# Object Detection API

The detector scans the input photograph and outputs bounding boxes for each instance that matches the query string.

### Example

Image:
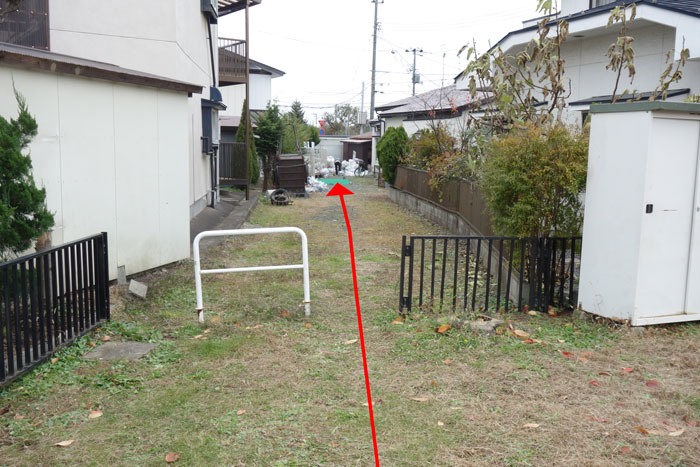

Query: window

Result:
[0,0,49,49]
[591,0,617,8]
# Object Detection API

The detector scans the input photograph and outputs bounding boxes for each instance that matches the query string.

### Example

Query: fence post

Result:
[399,235,407,314]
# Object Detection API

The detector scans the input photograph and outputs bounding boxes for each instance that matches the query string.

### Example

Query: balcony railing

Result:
[218,37,247,85]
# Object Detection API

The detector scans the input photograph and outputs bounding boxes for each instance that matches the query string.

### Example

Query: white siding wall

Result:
[0,66,190,279]
[219,74,273,116]
[48,0,217,217]
[561,0,591,17]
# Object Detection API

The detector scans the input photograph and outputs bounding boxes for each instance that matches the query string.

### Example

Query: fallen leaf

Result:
[620,446,632,455]
[562,351,576,359]
[436,324,451,334]
[330,441,339,448]
[280,310,290,318]
[31,420,44,427]
[344,339,358,345]
[589,416,608,423]
[410,396,429,402]
[589,381,601,387]
[14,414,24,421]
[683,416,698,427]
[50,358,59,364]
[450,407,463,411]
[88,410,103,419]
[620,367,635,373]
[522,423,540,429]
[305,323,312,328]
[0,407,8,416]
[165,452,179,463]
[211,317,221,323]
[203,329,211,334]
[437,420,444,426]
[564,322,572,327]
[548,306,557,316]
[253,324,264,329]
[647,429,666,436]
[362,402,369,407]
[55,439,75,447]
[431,381,439,387]
[598,372,611,376]
[193,334,203,339]
[443,359,452,365]
[100,335,111,342]
[645,380,659,388]
[522,339,536,344]
[513,329,530,339]
[87,342,95,348]
[236,410,246,416]
[391,317,404,325]
[579,356,588,362]
[528,310,538,316]
[236,322,242,327]
[580,351,593,358]
[669,427,685,437]
[635,426,649,435]
[557,339,566,343]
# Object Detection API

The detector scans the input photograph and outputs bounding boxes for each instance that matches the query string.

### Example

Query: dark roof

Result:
[250,58,285,77]
[569,88,690,105]
[220,115,257,128]
[377,85,489,117]
[218,0,262,17]
[0,42,202,95]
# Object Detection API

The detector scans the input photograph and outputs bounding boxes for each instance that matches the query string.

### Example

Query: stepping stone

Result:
[84,342,157,361]
[128,280,148,299]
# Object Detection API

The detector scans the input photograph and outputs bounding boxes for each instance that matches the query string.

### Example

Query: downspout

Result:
[207,15,217,207]
[207,19,217,87]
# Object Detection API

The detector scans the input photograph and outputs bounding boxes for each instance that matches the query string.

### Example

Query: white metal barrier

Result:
[193,227,311,322]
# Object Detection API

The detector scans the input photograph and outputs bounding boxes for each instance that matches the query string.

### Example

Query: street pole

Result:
[370,0,382,120]
[406,47,423,96]
[245,0,250,200]
[360,81,365,133]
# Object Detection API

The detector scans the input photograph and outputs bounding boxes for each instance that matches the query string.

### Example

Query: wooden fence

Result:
[393,166,494,236]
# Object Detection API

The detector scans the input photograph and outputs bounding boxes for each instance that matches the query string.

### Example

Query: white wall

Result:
[48,0,219,217]
[220,74,273,116]
[561,0,591,17]
[0,66,191,279]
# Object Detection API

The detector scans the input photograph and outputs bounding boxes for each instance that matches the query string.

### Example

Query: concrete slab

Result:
[128,280,148,299]
[84,342,157,361]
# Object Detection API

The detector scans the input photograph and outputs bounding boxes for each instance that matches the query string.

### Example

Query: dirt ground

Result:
[1,176,699,466]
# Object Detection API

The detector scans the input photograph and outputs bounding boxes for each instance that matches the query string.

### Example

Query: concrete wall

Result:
[48,0,219,217]
[0,66,191,280]
[220,74,272,116]
[317,137,343,161]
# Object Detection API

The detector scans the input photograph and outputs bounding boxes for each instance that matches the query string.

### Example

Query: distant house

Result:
[219,56,285,118]
[454,0,700,125]
[341,133,373,164]
[0,0,259,278]
[376,84,487,137]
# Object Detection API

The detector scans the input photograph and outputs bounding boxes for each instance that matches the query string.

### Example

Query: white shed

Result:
[579,101,700,326]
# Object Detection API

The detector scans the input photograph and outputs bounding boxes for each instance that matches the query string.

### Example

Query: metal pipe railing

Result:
[193,228,311,322]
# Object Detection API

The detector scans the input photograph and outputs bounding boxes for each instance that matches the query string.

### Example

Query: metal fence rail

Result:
[1,233,110,386]
[219,141,248,187]
[399,235,581,315]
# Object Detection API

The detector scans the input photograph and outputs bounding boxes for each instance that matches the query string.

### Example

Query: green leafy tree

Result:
[322,104,361,136]
[289,100,305,122]
[0,88,54,260]
[481,122,588,239]
[255,102,283,191]
[235,99,259,184]
[281,113,321,154]
[377,126,410,185]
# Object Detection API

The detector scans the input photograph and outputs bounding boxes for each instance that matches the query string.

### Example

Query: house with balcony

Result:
[454,0,700,125]
[0,0,260,279]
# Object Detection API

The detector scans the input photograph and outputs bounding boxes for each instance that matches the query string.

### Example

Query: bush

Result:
[0,88,54,260]
[480,122,588,238]
[377,126,410,185]
[409,123,456,169]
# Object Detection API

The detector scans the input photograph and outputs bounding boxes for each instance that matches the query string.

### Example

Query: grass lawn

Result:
[1,177,699,466]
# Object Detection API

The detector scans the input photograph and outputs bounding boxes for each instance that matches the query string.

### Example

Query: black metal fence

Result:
[1,233,110,386]
[219,141,248,187]
[399,235,581,315]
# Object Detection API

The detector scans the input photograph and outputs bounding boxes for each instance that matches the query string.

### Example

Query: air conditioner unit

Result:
[201,0,218,22]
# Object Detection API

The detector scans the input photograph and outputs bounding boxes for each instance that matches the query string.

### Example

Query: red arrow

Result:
[326,183,380,466]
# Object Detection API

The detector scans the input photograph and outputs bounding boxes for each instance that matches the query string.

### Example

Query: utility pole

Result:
[406,47,423,96]
[360,81,365,133]
[370,0,383,120]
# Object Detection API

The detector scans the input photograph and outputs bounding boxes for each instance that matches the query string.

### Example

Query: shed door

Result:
[636,117,699,318]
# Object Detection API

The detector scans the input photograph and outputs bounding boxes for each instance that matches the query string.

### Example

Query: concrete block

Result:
[117,265,127,285]
[128,279,148,299]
